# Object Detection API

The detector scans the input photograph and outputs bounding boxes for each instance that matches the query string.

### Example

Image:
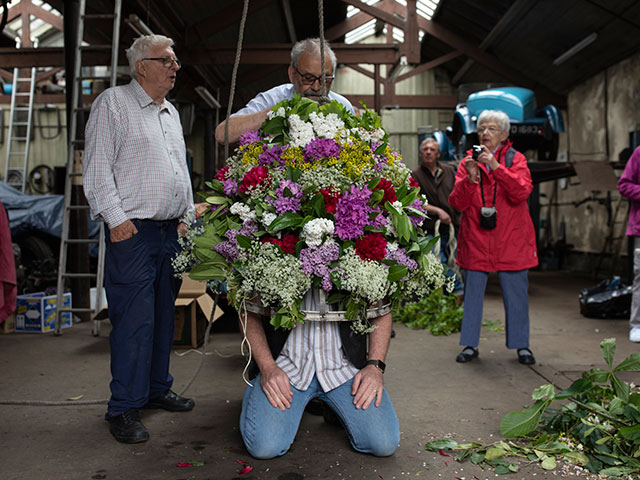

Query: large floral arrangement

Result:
[174,95,451,333]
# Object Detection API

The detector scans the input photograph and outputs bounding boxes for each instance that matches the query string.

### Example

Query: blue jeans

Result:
[240,374,400,459]
[104,219,182,420]
[459,269,530,349]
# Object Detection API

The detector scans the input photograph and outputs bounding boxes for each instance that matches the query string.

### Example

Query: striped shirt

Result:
[275,289,359,392]
[83,80,193,228]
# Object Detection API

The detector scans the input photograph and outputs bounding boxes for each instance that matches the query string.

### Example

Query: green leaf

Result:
[484,448,507,461]
[205,195,230,205]
[424,439,458,451]
[600,337,616,369]
[614,352,640,372]
[583,368,609,383]
[556,377,593,399]
[563,451,590,466]
[532,384,555,401]
[500,399,550,438]
[493,464,511,475]
[619,424,640,442]
[387,265,408,283]
[308,192,326,217]
[188,264,226,281]
[269,212,303,232]
[470,452,485,464]
[367,177,381,190]
[235,234,252,250]
[540,455,557,470]
[611,373,630,402]
[599,467,625,477]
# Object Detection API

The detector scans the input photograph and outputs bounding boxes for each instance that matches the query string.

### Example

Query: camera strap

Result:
[478,169,497,208]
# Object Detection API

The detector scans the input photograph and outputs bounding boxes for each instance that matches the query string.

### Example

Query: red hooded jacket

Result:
[448,140,538,272]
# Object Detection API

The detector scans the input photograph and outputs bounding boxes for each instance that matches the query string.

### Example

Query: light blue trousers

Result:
[240,374,400,459]
[459,269,531,349]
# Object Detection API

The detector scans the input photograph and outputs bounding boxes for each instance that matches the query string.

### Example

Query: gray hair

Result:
[477,110,510,134]
[291,38,337,75]
[419,137,440,151]
[126,34,175,78]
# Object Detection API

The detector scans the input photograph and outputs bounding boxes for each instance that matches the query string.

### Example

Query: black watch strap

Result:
[366,359,386,373]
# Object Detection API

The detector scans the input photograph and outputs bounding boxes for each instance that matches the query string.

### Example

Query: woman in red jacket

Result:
[448,110,538,365]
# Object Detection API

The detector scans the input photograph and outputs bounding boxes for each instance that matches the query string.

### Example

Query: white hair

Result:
[477,110,510,134]
[290,38,337,75]
[419,137,440,151]
[126,34,174,78]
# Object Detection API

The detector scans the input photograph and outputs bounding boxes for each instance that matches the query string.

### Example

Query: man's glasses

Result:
[142,57,181,68]
[295,67,334,85]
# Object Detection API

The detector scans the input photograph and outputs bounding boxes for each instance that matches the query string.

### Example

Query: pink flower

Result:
[355,232,387,261]
[215,165,230,181]
[373,177,397,204]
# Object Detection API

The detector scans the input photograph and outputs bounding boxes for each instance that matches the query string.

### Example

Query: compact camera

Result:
[472,145,483,160]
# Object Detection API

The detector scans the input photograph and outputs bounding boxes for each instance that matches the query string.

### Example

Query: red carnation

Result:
[373,178,397,204]
[319,187,342,214]
[355,232,387,261]
[215,165,230,181]
[409,177,419,188]
[280,234,299,254]
[240,165,270,193]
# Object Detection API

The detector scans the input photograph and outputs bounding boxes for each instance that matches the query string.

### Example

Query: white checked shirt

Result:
[275,290,360,392]
[83,80,193,228]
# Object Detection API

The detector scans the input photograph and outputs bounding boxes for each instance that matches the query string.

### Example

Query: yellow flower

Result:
[282,146,306,169]
[240,144,263,165]
[339,142,374,178]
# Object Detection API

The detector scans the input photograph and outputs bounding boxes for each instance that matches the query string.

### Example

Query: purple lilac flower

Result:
[214,240,239,262]
[386,246,418,271]
[369,206,387,230]
[239,130,262,146]
[409,198,428,228]
[334,185,373,240]
[258,145,285,168]
[299,241,340,291]
[223,178,238,196]
[303,137,341,163]
[271,179,303,215]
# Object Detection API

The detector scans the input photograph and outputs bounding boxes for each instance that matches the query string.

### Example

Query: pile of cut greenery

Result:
[425,338,640,478]
[393,289,463,336]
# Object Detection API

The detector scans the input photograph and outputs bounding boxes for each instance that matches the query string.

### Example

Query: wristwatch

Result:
[366,359,386,373]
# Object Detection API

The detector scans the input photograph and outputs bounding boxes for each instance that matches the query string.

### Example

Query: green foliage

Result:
[425,338,640,477]
[392,289,462,336]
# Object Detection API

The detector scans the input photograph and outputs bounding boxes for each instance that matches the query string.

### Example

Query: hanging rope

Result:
[317,0,330,105]
[223,0,250,160]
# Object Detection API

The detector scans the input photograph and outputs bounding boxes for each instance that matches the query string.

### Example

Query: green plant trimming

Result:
[425,338,640,477]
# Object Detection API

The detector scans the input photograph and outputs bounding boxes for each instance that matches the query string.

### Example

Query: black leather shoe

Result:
[144,390,194,412]
[517,348,536,365]
[109,410,149,443]
[456,346,479,363]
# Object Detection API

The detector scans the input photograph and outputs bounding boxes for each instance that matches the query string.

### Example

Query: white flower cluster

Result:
[400,252,449,298]
[357,127,385,143]
[338,247,389,305]
[261,211,277,228]
[302,218,334,247]
[309,111,344,139]
[288,114,315,147]
[267,106,286,119]
[241,242,311,309]
[230,202,256,223]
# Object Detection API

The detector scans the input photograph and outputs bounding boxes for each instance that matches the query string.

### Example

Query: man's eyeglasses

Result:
[142,57,181,68]
[295,67,334,85]
[477,126,500,134]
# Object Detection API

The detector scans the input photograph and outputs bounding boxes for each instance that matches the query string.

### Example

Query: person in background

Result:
[215,38,353,145]
[616,145,640,342]
[448,110,538,365]
[411,137,463,297]
[83,34,195,443]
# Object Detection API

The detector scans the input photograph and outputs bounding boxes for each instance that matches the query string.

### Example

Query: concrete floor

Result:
[0,271,638,480]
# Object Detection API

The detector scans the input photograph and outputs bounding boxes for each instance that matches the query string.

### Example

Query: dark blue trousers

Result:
[104,219,182,420]
[459,269,530,350]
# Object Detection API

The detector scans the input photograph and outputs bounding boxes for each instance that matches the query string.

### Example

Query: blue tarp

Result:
[0,182,100,238]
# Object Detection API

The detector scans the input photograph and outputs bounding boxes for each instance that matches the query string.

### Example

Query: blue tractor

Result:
[451,86,564,161]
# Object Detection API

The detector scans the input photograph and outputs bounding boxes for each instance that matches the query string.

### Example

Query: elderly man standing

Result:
[215,38,354,144]
[83,34,195,443]
[411,138,462,296]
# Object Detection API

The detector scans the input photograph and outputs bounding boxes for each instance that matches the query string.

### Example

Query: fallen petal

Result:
[438,450,451,457]
[239,466,253,474]
[176,462,192,467]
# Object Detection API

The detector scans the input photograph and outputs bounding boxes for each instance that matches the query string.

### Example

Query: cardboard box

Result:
[15,292,72,333]
[1,313,15,334]
[173,277,223,348]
